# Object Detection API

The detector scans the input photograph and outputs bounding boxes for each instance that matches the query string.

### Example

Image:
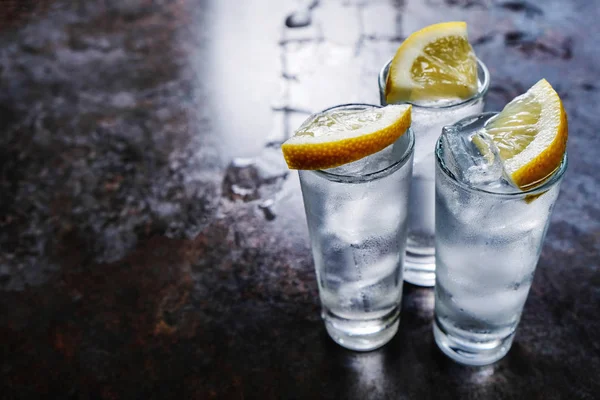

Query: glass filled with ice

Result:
[379,59,489,286]
[297,104,415,351]
[433,113,567,365]
[378,59,490,287]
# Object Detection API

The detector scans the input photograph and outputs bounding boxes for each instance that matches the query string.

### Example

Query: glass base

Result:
[322,307,400,351]
[433,318,514,366]
[404,251,436,287]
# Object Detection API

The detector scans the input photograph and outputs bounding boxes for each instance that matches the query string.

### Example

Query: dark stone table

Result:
[1,0,598,398]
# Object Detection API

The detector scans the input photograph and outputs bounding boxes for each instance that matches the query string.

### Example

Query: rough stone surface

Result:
[0,0,599,398]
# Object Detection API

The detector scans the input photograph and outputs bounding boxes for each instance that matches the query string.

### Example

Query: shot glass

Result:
[378,58,490,287]
[433,113,568,365]
[298,104,415,351]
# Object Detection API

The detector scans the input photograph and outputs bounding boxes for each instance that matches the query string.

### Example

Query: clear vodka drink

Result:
[378,58,490,287]
[298,104,415,351]
[433,113,567,365]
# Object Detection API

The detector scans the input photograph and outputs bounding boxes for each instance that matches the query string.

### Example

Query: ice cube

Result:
[411,106,453,166]
[324,194,400,244]
[463,131,504,186]
[439,113,517,191]
[351,245,400,283]
[326,153,374,176]
[455,284,531,323]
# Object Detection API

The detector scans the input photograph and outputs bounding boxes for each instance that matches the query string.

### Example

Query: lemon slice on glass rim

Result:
[476,78,568,190]
[385,21,478,104]
[282,105,412,170]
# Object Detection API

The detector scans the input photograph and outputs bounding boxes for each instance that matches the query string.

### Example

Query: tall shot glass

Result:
[378,58,490,287]
[433,113,568,365]
[297,104,415,351]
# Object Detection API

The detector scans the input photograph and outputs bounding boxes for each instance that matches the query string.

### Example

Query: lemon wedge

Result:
[282,105,412,170]
[385,21,478,103]
[482,79,568,189]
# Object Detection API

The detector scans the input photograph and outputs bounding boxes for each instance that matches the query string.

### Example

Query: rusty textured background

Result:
[0,0,598,398]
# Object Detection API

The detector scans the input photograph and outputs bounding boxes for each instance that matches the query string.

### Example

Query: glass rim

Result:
[378,57,490,109]
[435,112,568,198]
[303,103,415,184]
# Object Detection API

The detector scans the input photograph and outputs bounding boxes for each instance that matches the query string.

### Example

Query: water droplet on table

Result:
[285,10,312,28]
